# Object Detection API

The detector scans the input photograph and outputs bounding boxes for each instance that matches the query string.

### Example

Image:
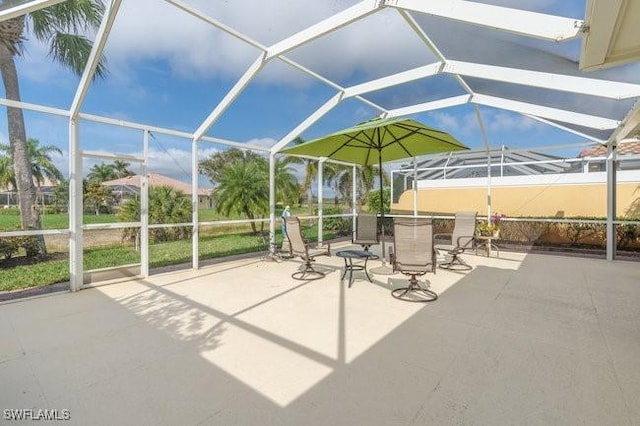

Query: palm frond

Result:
[48,32,107,77]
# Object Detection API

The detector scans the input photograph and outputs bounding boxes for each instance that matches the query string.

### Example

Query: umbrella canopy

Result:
[281,117,469,265]
[281,117,468,164]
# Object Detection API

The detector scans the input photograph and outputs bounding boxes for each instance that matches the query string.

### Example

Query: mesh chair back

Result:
[393,218,434,273]
[354,214,378,244]
[285,216,307,257]
[452,211,477,248]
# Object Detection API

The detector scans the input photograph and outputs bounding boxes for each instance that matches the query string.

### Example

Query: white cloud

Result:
[430,112,461,132]
[245,137,277,149]
[487,111,540,133]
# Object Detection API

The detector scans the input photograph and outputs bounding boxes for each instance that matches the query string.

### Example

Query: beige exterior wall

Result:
[393,178,640,218]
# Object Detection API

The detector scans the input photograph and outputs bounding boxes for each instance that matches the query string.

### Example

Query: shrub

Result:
[0,235,39,259]
[119,186,192,244]
[617,223,640,248]
[0,237,20,259]
[316,206,351,236]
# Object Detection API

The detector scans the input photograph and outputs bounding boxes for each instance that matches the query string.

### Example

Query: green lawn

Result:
[0,226,336,292]
[0,207,313,231]
[0,213,119,230]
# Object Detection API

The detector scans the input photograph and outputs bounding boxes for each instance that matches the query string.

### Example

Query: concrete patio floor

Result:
[1,244,639,425]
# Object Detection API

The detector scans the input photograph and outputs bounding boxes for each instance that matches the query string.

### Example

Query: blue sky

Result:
[2,0,639,190]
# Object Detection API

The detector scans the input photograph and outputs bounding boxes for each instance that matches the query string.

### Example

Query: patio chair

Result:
[389,218,437,302]
[285,216,331,280]
[434,211,477,271]
[353,213,379,251]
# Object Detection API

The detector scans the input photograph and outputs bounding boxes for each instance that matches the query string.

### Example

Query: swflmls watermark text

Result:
[3,409,71,421]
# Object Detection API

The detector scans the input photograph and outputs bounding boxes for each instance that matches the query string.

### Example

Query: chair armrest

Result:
[433,233,451,239]
[312,241,331,255]
[433,233,452,242]
[456,235,475,248]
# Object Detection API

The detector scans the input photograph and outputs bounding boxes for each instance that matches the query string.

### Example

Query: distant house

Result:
[578,141,640,172]
[1,176,59,208]
[102,173,214,209]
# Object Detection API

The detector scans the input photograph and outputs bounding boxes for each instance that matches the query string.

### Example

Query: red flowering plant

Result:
[478,212,506,237]
[491,212,506,228]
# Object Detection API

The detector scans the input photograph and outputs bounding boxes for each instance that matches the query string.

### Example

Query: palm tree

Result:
[284,137,317,217]
[320,162,345,206]
[0,0,106,254]
[0,138,64,188]
[215,160,269,234]
[0,138,64,210]
[87,162,117,182]
[274,158,300,207]
[337,165,387,210]
[0,152,14,191]
[112,160,134,178]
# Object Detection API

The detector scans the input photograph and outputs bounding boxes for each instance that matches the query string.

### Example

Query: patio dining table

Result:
[336,249,379,288]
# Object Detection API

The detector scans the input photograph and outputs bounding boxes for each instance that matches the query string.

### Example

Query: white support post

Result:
[192,139,199,270]
[318,159,325,246]
[269,153,276,254]
[413,157,418,217]
[352,164,357,240]
[606,142,617,261]
[141,131,150,277]
[68,119,83,292]
[475,105,492,221]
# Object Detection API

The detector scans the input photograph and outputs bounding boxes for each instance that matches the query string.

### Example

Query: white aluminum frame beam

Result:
[0,98,68,117]
[343,62,442,98]
[609,100,640,143]
[80,150,143,163]
[398,9,475,96]
[266,0,379,59]
[526,115,607,143]
[165,0,386,118]
[445,60,640,100]
[386,95,470,117]
[271,92,344,153]
[390,0,582,42]
[70,0,121,119]
[472,94,620,130]
[0,0,67,22]
[193,53,266,141]
[166,0,265,51]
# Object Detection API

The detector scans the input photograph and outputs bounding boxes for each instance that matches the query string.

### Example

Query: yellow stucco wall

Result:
[393,182,640,218]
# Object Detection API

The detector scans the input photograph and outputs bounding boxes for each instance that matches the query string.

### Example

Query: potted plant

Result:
[490,212,506,238]
[477,212,505,238]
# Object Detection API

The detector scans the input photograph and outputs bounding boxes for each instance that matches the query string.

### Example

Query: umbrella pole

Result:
[379,152,385,261]
[370,150,394,275]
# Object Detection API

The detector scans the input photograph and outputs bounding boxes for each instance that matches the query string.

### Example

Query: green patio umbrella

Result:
[281,117,470,268]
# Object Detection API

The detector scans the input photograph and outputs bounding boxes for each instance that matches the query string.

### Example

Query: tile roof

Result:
[103,173,212,197]
[579,141,640,157]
